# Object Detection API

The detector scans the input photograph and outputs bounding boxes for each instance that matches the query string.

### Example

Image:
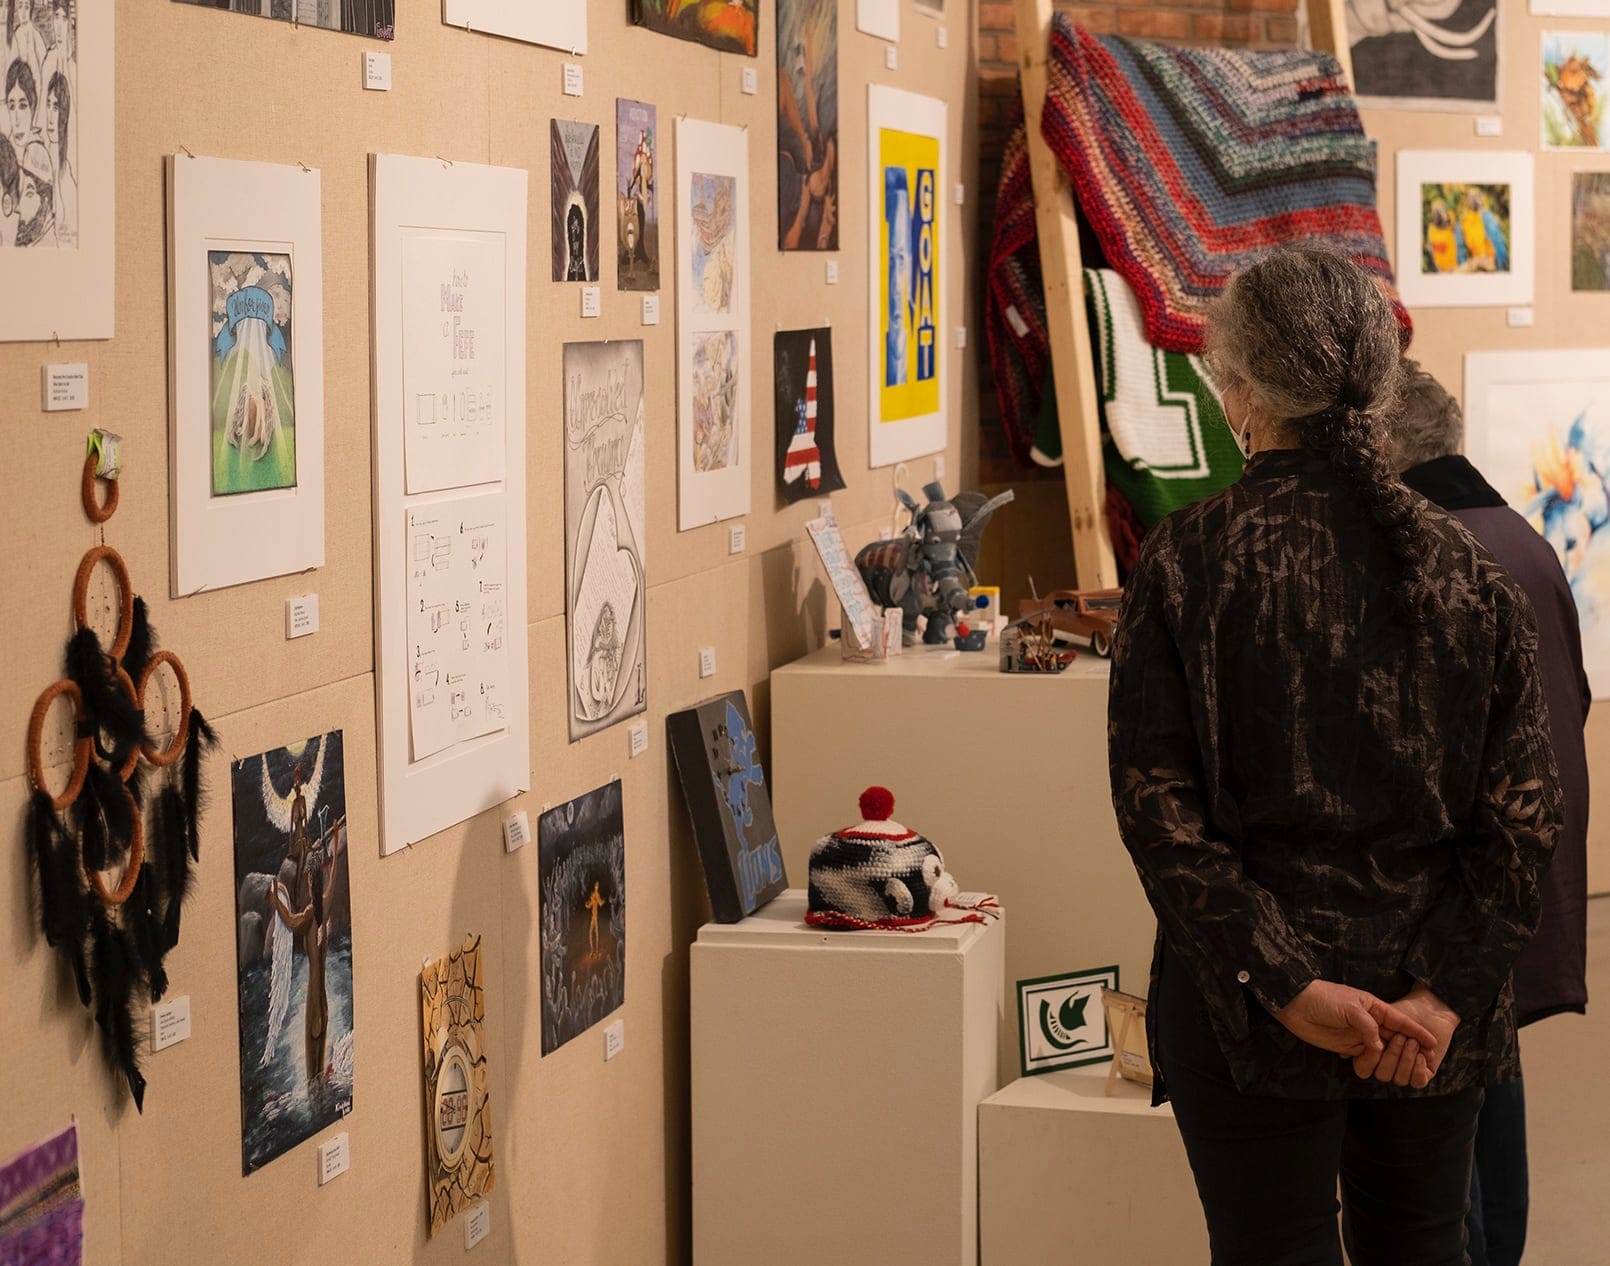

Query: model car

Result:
[1016,588,1124,657]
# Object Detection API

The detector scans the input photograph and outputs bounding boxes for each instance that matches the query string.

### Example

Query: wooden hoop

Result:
[81,450,119,524]
[72,545,133,662]
[27,680,91,811]
[86,780,144,907]
[137,651,192,769]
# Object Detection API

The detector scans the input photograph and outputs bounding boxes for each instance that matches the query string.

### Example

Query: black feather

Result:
[153,785,193,951]
[90,912,147,1111]
[181,709,217,863]
[79,761,134,872]
[126,865,168,1003]
[66,627,145,767]
[28,790,68,947]
[122,597,156,680]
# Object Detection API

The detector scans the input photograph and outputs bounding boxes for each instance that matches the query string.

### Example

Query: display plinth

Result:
[771,642,1156,1073]
[691,890,1004,1266]
[979,1065,1208,1262]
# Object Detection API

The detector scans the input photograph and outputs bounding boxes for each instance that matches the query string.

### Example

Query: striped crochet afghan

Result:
[1041,19,1410,353]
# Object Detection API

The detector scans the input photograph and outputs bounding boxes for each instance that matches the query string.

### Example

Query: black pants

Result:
[1466,1079,1528,1266]
[1157,952,1483,1266]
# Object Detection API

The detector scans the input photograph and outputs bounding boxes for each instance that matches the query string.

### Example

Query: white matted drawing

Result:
[867,84,947,467]
[676,117,751,529]
[401,230,506,492]
[564,340,647,742]
[856,0,897,42]
[1,0,114,341]
[167,156,325,595]
[441,0,584,53]
[1465,349,1610,699]
[1394,150,1533,310]
[372,154,529,854]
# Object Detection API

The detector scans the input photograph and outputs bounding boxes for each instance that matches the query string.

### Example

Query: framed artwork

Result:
[856,0,897,42]
[777,0,838,251]
[175,0,394,38]
[1016,966,1120,1078]
[0,1125,82,1261]
[633,0,756,56]
[1465,349,1610,698]
[616,98,659,291]
[563,340,648,742]
[1542,32,1609,149]
[1394,150,1533,309]
[551,119,600,283]
[230,731,355,1175]
[166,156,325,595]
[774,327,845,502]
[667,690,788,923]
[371,155,530,854]
[1347,0,1498,112]
[1573,172,1610,290]
[421,935,495,1236]
[867,84,946,467]
[538,781,626,1056]
[676,117,751,529]
[441,0,580,52]
[1,0,114,342]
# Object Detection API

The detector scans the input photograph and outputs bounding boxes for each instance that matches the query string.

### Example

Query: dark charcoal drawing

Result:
[776,0,837,251]
[538,780,625,1056]
[551,118,601,284]
[172,0,394,41]
[230,730,354,1175]
[3,0,78,247]
[1347,0,1498,108]
[616,98,659,291]
[773,327,844,503]
[632,0,756,57]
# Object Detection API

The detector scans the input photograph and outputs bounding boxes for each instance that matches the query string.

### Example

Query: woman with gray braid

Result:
[1107,248,1561,1265]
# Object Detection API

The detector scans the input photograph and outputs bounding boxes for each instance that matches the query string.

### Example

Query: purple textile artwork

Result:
[0,1124,84,1265]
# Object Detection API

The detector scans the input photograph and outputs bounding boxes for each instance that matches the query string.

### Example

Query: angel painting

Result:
[230,730,355,1175]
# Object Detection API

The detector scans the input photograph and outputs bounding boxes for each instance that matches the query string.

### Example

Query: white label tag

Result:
[936,26,948,48]
[1475,115,1502,137]
[285,593,319,639]
[641,294,660,326]
[884,46,898,70]
[698,647,716,678]
[42,362,89,411]
[628,720,648,758]
[563,62,583,96]
[151,996,191,1052]
[604,1018,625,1060]
[317,1132,350,1185]
[825,260,839,284]
[581,286,601,318]
[1004,305,1030,339]
[1506,307,1534,328]
[740,66,757,95]
[363,50,392,91]
[503,810,530,852]
[728,524,746,554]
[464,1201,491,1249]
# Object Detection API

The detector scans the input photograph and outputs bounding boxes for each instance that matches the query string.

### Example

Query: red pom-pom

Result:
[858,786,895,821]
[956,622,971,637]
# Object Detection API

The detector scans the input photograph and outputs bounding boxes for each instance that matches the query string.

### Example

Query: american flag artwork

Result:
[784,338,823,489]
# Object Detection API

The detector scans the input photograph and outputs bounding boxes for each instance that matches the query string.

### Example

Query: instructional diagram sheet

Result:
[406,491,510,761]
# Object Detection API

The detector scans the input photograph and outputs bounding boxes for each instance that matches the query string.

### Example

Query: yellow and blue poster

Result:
[878,126,940,426]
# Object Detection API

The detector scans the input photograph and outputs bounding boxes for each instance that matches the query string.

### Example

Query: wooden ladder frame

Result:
[1010,0,1354,588]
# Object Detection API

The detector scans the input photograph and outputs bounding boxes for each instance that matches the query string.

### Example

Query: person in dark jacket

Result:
[1109,248,1563,1266]
[1386,362,1591,1266]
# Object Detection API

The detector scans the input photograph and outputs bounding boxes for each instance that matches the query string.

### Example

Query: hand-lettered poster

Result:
[668,691,788,922]
[230,730,355,1175]
[777,0,838,251]
[551,119,601,283]
[774,327,844,503]
[538,781,626,1056]
[209,251,296,496]
[616,98,660,291]
[421,935,495,1236]
[563,340,648,742]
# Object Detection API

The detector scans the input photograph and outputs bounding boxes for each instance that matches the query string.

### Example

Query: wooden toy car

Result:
[1017,588,1124,658]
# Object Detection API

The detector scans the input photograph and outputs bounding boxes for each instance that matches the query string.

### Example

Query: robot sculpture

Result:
[855,481,1014,645]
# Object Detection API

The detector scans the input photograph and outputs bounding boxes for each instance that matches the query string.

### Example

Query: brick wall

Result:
[973,0,1300,493]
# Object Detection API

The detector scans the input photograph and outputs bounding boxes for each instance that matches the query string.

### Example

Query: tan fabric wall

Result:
[0,1,979,1261]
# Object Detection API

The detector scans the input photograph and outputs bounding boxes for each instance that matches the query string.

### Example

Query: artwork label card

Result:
[616,99,660,291]
[208,251,296,497]
[230,730,355,1175]
[1348,0,1498,111]
[777,0,839,251]
[564,340,648,742]
[401,230,508,493]
[405,491,510,761]
[422,935,495,1236]
[774,327,845,502]
[538,781,626,1056]
[551,119,600,283]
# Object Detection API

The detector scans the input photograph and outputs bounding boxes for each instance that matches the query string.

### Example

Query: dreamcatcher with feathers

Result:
[24,439,217,1111]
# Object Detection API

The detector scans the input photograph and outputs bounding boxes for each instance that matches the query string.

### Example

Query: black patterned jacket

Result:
[1107,448,1562,1101]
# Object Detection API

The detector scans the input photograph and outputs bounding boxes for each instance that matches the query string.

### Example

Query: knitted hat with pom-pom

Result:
[805,786,962,930]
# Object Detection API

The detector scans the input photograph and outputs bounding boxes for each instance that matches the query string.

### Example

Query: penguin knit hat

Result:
[805,786,962,931]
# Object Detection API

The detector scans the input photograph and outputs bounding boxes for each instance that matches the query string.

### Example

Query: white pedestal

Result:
[691,890,1004,1266]
[979,1065,1209,1263]
[771,642,1156,1073]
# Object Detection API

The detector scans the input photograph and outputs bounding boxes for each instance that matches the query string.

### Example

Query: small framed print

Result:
[1016,965,1119,1078]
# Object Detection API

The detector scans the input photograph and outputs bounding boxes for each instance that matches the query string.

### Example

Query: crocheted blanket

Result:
[1041,19,1409,353]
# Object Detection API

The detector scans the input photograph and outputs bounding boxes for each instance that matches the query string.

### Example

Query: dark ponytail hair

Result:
[1205,247,1433,618]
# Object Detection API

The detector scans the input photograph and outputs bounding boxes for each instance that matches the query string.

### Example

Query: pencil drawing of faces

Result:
[6,61,34,148]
